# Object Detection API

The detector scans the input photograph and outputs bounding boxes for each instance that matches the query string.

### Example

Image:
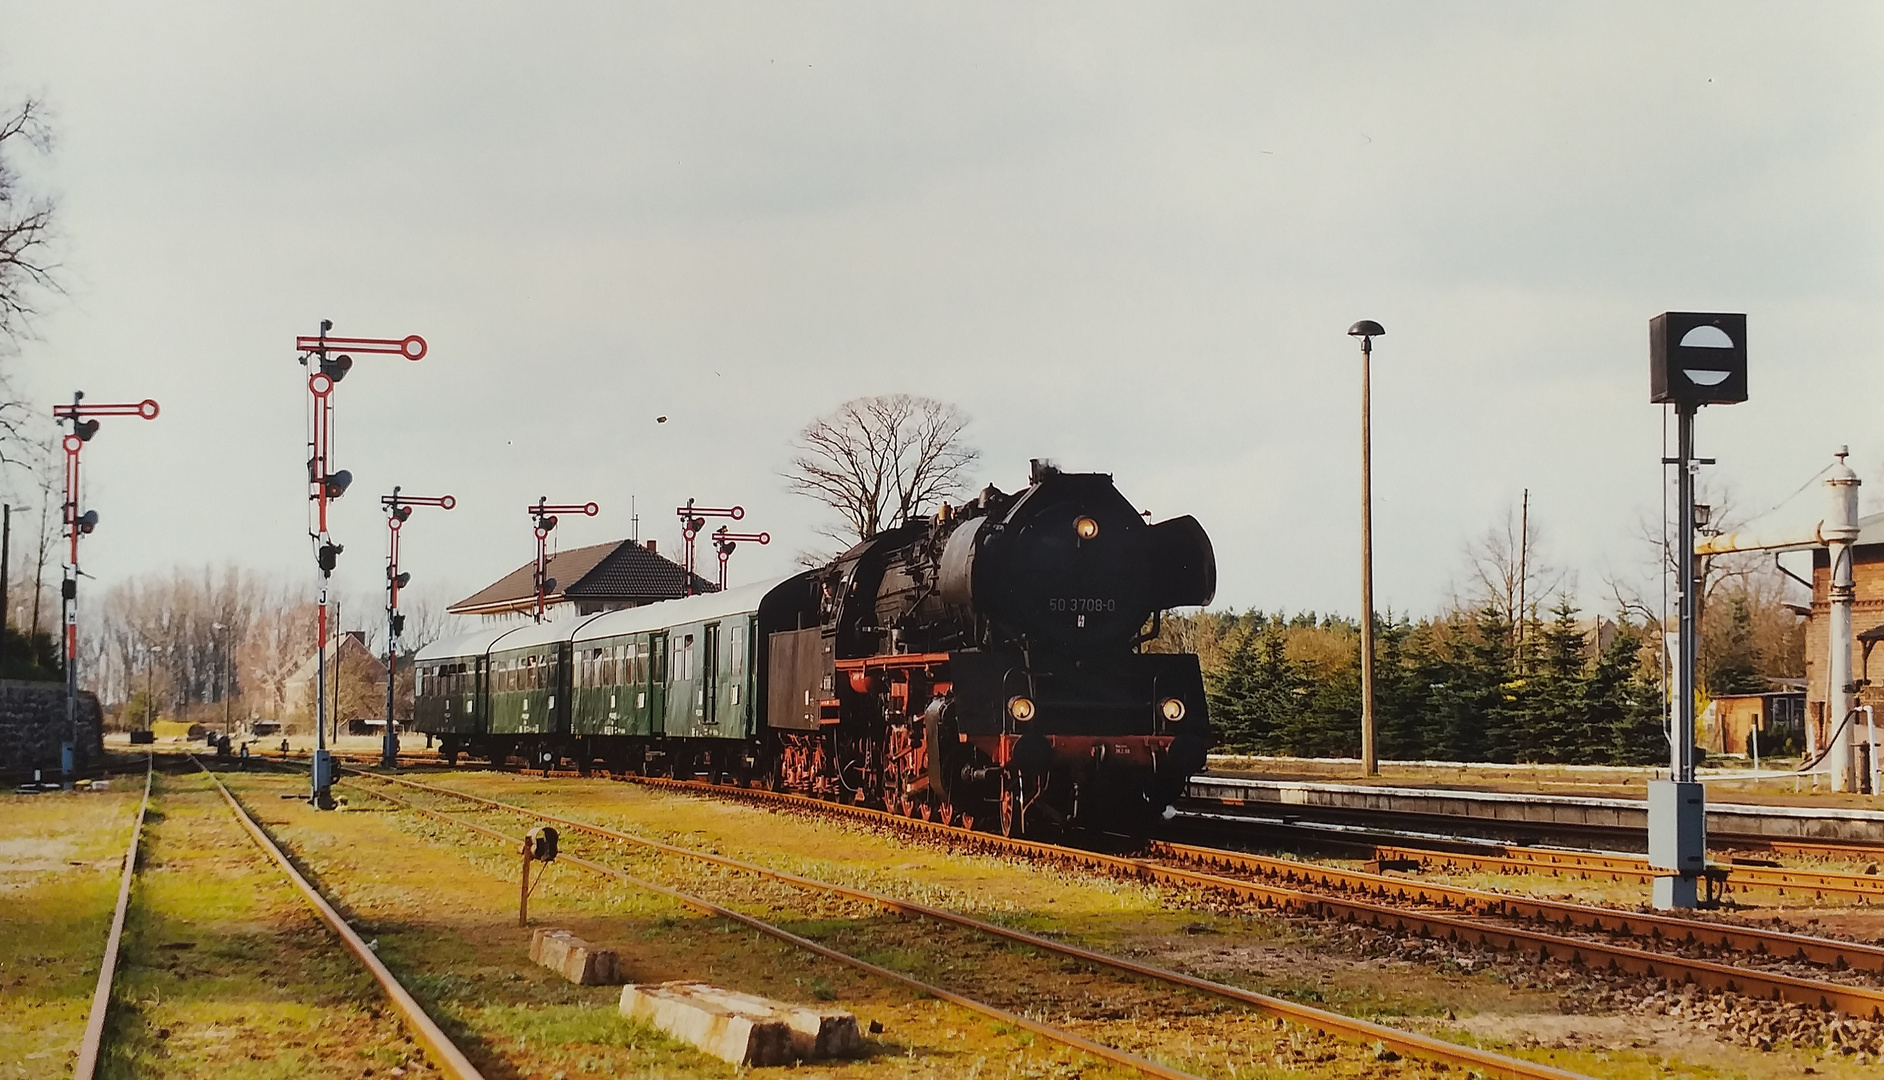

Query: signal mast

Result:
[380,486,455,768]
[527,498,599,622]
[297,321,425,808]
[51,392,159,786]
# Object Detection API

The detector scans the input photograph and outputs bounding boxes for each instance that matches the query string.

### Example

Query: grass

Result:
[0,782,141,1078]
[97,770,422,1079]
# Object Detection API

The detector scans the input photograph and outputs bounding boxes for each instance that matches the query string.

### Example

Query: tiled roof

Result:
[448,539,714,616]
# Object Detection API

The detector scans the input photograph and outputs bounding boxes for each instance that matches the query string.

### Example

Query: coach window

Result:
[677,634,695,682]
[703,624,721,724]
[649,637,666,684]
[729,622,746,679]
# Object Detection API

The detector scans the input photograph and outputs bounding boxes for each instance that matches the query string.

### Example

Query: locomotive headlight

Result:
[1074,516,1100,540]
[1160,697,1187,722]
[1007,695,1037,722]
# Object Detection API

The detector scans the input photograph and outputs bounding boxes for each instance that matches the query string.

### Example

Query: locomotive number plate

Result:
[1048,597,1116,613]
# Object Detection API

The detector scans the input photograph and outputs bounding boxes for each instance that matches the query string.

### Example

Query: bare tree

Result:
[0,98,58,350]
[239,594,318,721]
[1457,499,1566,632]
[786,394,979,545]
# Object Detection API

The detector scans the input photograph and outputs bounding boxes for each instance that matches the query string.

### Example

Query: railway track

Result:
[1176,805,1884,901]
[1177,793,1884,864]
[72,754,152,1079]
[74,754,485,1078]
[346,767,1596,1080]
[582,775,1884,1021]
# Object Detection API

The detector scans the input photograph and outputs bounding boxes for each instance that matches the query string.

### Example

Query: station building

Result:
[448,538,715,623]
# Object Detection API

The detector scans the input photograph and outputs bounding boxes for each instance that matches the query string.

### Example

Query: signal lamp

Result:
[318,541,344,575]
[540,577,557,594]
[324,469,353,499]
[320,354,354,382]
[1160,697,1187,722]
[77,510,99,533]
[390,613,405,636]
[1007,695,1036,722]
[393,505,412,522]
[389,570,411,589]
[1074,516,1099,540]
[74,419,100,442]
[539,515,558,532]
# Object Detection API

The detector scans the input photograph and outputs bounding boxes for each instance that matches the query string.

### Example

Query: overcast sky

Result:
[2,3,1879,627]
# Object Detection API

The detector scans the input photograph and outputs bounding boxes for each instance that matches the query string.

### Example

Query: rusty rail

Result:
[1371,842,1884,902]
[600,775,1884,1019]
[194,760,486,1080]
[72,755,151,1080]
[348,780,1211,1080]
[351,769,1596,1080]
[1153,840,1884,974]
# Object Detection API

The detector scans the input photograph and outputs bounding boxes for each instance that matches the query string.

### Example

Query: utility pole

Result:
[1516,488,1529,654]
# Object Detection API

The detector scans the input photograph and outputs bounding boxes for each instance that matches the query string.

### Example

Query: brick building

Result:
[1803,511,1884,749]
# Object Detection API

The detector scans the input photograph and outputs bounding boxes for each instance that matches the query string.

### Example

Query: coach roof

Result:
[572,579,782,644]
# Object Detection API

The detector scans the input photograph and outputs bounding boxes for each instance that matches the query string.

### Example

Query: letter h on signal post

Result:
[297,321,426,808]
[381,486,455,768]
[528,498,599,623]
[51,393,159,787]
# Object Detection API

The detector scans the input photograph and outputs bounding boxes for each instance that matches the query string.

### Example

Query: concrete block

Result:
[619,980,862,1065]
[529,928,621,985]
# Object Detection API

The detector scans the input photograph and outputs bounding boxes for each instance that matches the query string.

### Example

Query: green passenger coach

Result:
[414,581,774,777]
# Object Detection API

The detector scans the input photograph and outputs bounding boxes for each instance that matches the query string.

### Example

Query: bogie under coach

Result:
[416,461,1216,837]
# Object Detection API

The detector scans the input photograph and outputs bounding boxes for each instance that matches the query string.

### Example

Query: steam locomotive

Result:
[414,460,1216,837]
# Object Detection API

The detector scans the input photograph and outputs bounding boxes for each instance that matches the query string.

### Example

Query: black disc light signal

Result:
[1650,312,1746,407]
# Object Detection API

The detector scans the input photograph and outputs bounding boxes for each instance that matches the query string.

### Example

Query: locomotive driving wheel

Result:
[998,786,1021,838]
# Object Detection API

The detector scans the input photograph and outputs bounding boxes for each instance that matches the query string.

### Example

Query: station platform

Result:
[1189,762,1884,847]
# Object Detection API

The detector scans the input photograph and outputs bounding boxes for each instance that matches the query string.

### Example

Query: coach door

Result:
[648,632,668,736]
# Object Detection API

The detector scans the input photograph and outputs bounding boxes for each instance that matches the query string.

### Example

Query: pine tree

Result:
[1589,621,1666,764]
[1706,593,1765,696]
[1531,599,1593,762]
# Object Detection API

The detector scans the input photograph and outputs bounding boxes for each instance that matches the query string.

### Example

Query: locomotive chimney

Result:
[1029,459,1059,483]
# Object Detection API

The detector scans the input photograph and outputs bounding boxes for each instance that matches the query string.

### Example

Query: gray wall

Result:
[0,681,103,779]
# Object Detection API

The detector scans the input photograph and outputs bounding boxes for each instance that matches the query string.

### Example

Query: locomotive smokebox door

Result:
[1650,312,1746,407]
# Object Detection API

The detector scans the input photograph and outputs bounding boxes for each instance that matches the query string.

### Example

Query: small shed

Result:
[1707,691,1806,756]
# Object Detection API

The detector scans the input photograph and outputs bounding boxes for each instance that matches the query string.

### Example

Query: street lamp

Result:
[212,621,231,735]
[1347,320,1385,778]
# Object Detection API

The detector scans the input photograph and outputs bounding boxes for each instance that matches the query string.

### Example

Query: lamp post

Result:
[296,321,427,809]
[1347,321,1384,778]
[380,487,455,767]
[51,392,160,786]
[212,621,230,735]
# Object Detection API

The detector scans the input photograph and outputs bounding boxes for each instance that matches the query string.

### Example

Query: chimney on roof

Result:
[644,540,657,554]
